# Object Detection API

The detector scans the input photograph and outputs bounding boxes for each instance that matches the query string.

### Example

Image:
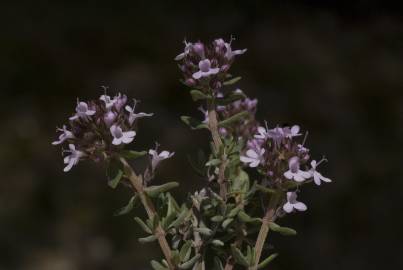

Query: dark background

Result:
[1,1,402,269]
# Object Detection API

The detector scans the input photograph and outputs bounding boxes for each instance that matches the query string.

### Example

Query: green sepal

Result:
[269,222,297,236]
[258,253,278,269]
[144,182,179,198]
[134,217,153,234]
[178,254,201,269]
[114,195,138,216]
[218,111,249,128]
[231,245,249,267]
[223,76,242,86]
[181,116,208,130]
[138,234,157,243]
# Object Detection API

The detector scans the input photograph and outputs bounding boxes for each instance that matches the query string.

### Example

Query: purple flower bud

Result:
[104,111,117,127]
[185,78,196,87]
[114,94,127,111]
[220,64,230,72]
[193,42,205,58]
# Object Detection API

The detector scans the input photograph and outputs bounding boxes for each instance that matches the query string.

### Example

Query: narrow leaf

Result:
[144,182,179,198]
[108,169,123,189]
[258,253,279,269]
[138,234,157,243]
[218,111,249,128]
[122,150,147,159]
[180,116,208,130]
[231,245,249,267]
[134,217,152,234]
[223,76,242,86]
[179,241,192,262]
[269,222,297,236]
[114,195,138,216]
[190,89,210,101]
[178,254,201,269]
[150,260,168,270]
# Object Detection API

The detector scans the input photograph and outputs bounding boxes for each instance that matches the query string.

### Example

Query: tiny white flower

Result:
[125,100,153,125]
[69,101,96,121]
[110,125,136,145]
[310,160,332,186]
[63,144,85,172]
[240,148,265,168]
[283,156,311,182]
[100,94,117,110]
[283,192,307,213]
[52,125,75,145]
[149,149,175,170]
[192,59,220,80]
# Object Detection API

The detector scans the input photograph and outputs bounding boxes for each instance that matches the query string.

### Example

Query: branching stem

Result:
[120,157,176,270]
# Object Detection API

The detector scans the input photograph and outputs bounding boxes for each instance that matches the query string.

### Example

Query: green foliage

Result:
[114,195,138,216]
[180,116,208,130]
[144,182,179,198]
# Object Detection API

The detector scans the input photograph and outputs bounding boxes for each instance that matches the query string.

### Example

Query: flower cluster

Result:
[175,38,247,91]
[240,123,331,213]
[52,92,153,172]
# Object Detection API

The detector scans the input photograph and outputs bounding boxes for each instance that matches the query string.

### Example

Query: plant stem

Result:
[120,157,176,270]
[207,99,228,199]
[250,192,281,270]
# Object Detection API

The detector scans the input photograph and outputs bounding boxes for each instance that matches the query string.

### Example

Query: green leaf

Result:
[214,257,224,270]
[222,218,234,229]
[211,239,224,247]
[178,254,201,269]
[138,234,157,243]
[107,169,123,189]
[216,92,245,106]
[194,227,213,236]
[122,150,147,159]
[114,195,138,216]
[223,76,242,86]
[218,111,249,128]
[190,89,210,101]
[210,215,224,222]
[144,182,179,198]
[228,206,242,218]
[258,253,278,269]
[169,208,189,228]
[181,116,208,130]
[179,241,192,262]
[134,217,152,234]
[237,211,262,223]
[150,260,168,270]
[269,222,297,236]
[231,245,249,267]
[256,184,276,194]
[205,159,221,167]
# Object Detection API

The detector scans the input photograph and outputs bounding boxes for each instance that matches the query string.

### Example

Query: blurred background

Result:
[1,1,402,269]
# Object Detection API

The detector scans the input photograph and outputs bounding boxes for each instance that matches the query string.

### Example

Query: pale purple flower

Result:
[63,144,85,172]
[100,94,117,110]
[240,148,265,167]
[149,149,175,170]
[283,192,307,213]
[69,101,96,121]
[267,127,286,144]
[310,160,332,186]
[125,101,153,125]
[103,111,117,127]
[114,93,127,111]
[52,125,75,145]
[283,125,301,139]
[110,125,136,145]
[255,126,268,140]
[214,38,226,49]
[224,43,247,60]
[175,40,193,61]
[283,156,311,182]
[192,59,220,80]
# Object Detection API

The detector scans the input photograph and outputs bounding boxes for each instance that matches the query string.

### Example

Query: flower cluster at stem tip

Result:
[52,91,174,172]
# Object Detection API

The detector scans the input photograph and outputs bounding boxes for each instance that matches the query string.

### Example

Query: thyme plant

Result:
[53,37,332,270]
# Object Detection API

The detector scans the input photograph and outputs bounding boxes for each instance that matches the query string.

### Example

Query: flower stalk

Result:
[119,157,175,270]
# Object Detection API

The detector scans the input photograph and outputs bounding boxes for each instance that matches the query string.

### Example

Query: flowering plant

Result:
[53,38,332,270]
